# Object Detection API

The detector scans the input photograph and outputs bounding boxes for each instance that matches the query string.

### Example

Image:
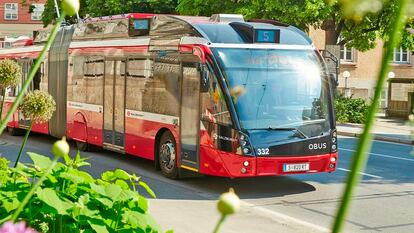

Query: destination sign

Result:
[133,19,149,30]
[255,29,280,43]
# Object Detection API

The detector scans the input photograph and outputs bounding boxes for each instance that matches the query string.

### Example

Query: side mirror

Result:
[200,65,209,93]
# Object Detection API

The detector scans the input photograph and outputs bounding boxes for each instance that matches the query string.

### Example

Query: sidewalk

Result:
[336,113,413,145]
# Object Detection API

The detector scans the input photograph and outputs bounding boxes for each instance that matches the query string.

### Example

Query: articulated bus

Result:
[0,13,338,178]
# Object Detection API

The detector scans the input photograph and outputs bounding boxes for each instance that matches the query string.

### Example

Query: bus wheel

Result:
[158,131,178,179]
[7,126,23,136]
[76,141,88,152]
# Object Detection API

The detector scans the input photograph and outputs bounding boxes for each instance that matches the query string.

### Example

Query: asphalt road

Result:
[0,133,413,233]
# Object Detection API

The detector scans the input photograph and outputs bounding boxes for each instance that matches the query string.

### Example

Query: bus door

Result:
[19,59,33,128]
[179,61,201,172]
[103,59,126,151]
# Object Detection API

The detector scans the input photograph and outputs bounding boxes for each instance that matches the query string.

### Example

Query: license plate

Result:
[283,163,310,172]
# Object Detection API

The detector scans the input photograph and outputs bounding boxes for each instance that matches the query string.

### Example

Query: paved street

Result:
[0,133,413,233]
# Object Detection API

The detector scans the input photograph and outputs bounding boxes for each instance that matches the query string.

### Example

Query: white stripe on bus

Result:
[125,109,178,125]
[67,101,102,113]
[0,45,43,55]
[4,97,16,102]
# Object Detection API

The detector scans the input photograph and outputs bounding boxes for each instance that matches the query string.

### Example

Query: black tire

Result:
[76,140,88,152]
[158,131,178,179]
[7,126,23,136]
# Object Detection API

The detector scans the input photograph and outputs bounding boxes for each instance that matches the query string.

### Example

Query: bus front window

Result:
[212,48,331,138]
[200,68,232,126]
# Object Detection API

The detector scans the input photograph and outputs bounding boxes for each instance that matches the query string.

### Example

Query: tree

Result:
[176,0,414,52]
[41,0,87,26]
[40,0,177,27]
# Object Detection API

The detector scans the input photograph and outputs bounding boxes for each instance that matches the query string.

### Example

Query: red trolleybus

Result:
[0,13,338,178]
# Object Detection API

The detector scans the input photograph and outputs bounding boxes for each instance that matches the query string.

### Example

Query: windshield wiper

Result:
[276,119,326,128]
[256,127,308,139]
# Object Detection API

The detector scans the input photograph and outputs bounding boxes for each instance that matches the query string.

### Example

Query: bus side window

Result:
[84,56,104,105]
[39,61,48,92]
[69,56,86,103]
[200,69,232,126]
[126,58,151,112]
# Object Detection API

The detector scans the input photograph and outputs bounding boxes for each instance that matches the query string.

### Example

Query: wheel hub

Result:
[160,142,176,172]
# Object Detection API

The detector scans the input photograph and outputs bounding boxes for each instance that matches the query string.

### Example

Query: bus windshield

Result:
[212,47,331,137]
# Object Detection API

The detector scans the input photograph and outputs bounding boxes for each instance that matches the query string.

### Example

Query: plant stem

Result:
[331,1,408,233]
[11,156,59,222]
[0,12,66,136]
[13,121,33,168]
[114,204,122,229]
[212,215,226,233]
[0,87,5,122]
[59,216,63,233]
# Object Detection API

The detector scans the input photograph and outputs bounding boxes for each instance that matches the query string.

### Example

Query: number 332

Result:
[256,148,269,155]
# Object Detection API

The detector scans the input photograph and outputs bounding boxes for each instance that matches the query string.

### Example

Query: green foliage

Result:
[176,0,414,51]
[41,0,88,27]
[41,0,177,26]
[0,157,9,184]
[20,90,56,123]
[334,94,369,123]
[0,152,161,233]
[0,59,22,88]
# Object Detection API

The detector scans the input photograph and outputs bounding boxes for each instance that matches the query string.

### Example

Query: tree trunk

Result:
[321,19,339,45]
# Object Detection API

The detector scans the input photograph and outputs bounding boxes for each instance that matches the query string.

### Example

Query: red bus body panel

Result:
[200,148,337,177]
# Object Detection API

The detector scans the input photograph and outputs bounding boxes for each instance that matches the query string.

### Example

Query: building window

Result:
[392,47,410,64]
[31,4,44,21]
[340,45,354,63]
[4,3,18,20]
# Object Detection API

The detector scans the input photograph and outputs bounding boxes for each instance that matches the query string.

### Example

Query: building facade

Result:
[309,27,414,118]
[0,0,46,46]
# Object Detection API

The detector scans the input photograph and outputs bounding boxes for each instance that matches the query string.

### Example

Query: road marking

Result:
[337,167,383,179]
[240,200,331,233]
[339,147,414,162]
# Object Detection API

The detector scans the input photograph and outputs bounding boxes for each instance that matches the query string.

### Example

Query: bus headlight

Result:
[238,132,254,156]
[331,129,337,153]
[240,140,247,147]
[243,147,251,154]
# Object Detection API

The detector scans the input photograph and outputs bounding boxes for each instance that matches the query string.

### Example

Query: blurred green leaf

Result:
[88,219,110,233]
[139,181,156,198]
[137,196,148,213]
[114,169,131,180]
[3,198,20,212]
[36,187,72,215]
[116,179,130,190]
[61,172,85,183]
[27,152,52,170]
[63,151,72,165]
[101,171,115,181]
[90,183,107,196]
[105,184,122,200]
[95,197,113,208]
[122,210,148,229]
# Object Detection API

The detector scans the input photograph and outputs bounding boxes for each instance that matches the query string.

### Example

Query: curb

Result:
[337,131,414,145]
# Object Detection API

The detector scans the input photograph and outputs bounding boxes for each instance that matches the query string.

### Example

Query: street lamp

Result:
[343,71,351,97]
[388,71,395,79]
